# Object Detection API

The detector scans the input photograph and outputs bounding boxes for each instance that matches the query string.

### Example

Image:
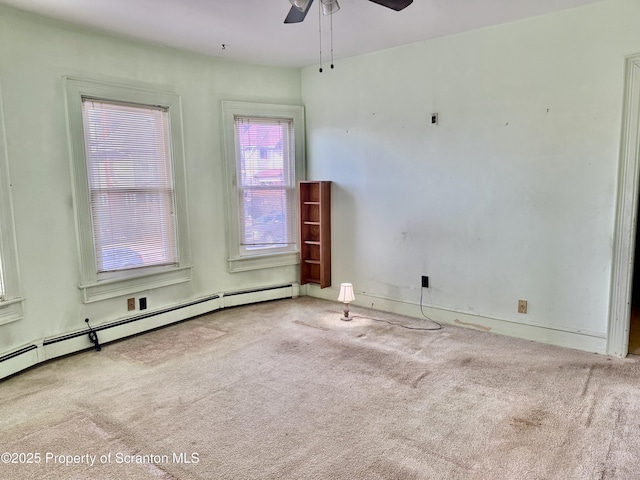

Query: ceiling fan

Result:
[285,0,413,24]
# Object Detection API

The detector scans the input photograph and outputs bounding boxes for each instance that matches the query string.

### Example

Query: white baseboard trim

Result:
[305,285,607,355]
[0,283,298,380]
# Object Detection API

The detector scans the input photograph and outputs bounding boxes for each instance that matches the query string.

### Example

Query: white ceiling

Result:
[0,0,602,68]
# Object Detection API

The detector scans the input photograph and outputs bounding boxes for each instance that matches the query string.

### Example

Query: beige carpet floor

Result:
[1,297,640,479]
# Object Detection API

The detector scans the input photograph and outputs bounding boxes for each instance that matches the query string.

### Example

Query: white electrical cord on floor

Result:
[349,287,442,331]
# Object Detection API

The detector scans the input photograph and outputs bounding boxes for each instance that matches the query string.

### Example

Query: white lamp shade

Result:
[338,283,355,303]
[290,0,311,12]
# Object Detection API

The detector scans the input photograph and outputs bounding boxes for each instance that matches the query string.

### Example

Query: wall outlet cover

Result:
[518,299,528,314]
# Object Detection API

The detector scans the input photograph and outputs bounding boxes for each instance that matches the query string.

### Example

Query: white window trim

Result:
[0,81,24,324]
[64,77,192,303]
[221,101,305,273]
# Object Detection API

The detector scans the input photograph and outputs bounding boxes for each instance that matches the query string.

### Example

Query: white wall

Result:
[0,6,302,370]
[302,0,640,353]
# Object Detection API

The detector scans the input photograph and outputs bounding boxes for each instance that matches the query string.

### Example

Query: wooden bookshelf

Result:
[299,181,331,288]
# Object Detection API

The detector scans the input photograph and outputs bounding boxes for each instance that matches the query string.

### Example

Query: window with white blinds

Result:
[221,101,305,272]
[234,116,295,254]
[82,99,178,273]
[65,78,191,302]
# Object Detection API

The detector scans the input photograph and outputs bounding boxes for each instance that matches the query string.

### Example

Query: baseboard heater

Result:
[43,294,222,347]
[0,344,40,381]
[220,283,298,308]
[0,283,297,380]
[0,344,38,364]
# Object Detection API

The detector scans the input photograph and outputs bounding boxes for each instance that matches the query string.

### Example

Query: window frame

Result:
[64,77,191,303]
[221,101,305,272]
[0,81,24,324]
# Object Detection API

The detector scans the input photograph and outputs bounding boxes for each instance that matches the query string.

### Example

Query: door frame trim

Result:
[608,54,640,357]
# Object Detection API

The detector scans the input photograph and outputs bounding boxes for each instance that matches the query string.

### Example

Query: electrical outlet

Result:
[127,298,135,311]
[421,276,429,288]
[518,300,528,314]
[139,297,147,310]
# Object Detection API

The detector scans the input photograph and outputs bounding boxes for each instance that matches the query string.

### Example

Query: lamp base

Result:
[340,301,352,321]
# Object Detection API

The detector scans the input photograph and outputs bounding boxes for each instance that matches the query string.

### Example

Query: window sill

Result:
[79,266,192,303]
[0,297,25,325]
[228,252,299,273]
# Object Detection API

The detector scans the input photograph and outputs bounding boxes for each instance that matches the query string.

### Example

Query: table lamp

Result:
[338,283,355,321]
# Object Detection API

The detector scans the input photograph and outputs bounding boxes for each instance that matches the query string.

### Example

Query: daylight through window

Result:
[82,99,178,273]
[234,116,296,254]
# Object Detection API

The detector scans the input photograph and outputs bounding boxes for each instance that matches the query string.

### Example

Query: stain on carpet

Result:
[3,413,180,480]
[302,335,434,390]
[386,432,473,473]
[509,408,547,433]
[293,320,329,331]
[411,371,430,389]
[581,365,595,397]
[108,325,226,365]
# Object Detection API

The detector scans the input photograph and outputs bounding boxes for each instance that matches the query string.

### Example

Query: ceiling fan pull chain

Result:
[318,0,323,73]
[330,7,334,69]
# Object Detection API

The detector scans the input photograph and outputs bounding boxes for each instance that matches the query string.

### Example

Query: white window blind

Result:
[82,98,178,273]
[234,116,296,253]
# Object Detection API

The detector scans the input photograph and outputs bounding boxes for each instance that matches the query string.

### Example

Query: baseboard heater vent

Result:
[37,294,224,363]
[0,344,37,364]
[0,344,40,380]
[3,283,297,380]
[221,283,296,308]
[43,294,221,347]
[222,283,295,297]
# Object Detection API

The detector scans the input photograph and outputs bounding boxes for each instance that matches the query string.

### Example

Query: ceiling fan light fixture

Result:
[321,0,340,16]
[289,0,311,12]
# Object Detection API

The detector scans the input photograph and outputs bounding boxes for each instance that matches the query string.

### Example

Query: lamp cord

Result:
[349,288,442,332]
[419,287,443,330]
[352,315,442,331]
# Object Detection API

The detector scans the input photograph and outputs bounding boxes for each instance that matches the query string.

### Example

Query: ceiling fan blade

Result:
[284,0,315,23]
[367,0,413,11]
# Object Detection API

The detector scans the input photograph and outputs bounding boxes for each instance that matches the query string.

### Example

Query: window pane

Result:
[236,121,288,188]
[82,99,178,273]
[241,188,292,249]
[234,117,295,251]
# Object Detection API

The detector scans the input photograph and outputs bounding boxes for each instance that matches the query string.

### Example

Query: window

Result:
[82,100,178,274]
[65,78,191,303]
[235,117,294,253]
[0,83,24,324]
[221,102,305,272]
